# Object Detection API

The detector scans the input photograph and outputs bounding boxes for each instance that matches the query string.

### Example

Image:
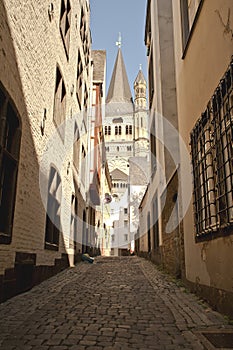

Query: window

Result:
[126,125,129,135]
[54,67,66,140]
[81,144,86,185]
[180,0,203,56]
[105,126,111,135]
[127,146,132,151]
[112,235,115,242]
[45,167,62,250]
[124,234,128,242]
[0,85,21,244]
[129,125,132,135]
[124,220,128,228]
[70,195,78,250]
[59,0,71,58]
[119,126,122,135]
[124,208,128,214]
[148,48,154,107]
[150,117,157,175]
[106,146,109,152]
[117,146,119,152]
[115,126,118,135]
[190,59,233,239]
[83,83,88,110]
[73,122,80,172]
[76,50,83,108]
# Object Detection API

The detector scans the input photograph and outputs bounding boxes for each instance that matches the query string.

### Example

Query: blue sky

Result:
[90,0,147,97]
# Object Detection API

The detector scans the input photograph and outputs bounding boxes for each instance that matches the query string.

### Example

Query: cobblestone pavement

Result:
[0,256,232,350]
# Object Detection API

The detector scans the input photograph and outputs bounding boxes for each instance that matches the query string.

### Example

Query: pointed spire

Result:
[134,66,146,86]
[106,43,132,104]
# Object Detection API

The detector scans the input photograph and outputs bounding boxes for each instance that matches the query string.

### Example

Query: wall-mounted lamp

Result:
[41,108,47,136]
[48,3,54,21]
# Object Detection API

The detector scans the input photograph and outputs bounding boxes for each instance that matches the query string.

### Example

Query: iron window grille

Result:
[190,59,233,239]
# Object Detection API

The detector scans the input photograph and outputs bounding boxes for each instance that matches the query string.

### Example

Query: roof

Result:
[92,50,106,82]
[134,69,146,86]
[111,168,128,181]
[106,48,132,104]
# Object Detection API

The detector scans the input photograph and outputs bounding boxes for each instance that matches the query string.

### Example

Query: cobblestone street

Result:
[0,256,232,350]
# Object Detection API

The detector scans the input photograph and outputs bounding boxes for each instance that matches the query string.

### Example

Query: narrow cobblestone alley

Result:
[0,256,232,350]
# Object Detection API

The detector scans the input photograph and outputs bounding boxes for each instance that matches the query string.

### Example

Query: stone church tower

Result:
[104,47,149,200]
[104,45,149,255]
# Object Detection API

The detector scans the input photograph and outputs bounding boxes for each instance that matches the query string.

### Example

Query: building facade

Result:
[0,0,92,302]
[137,0,183,277]
[139,0,233,317]
[172,0,233,317]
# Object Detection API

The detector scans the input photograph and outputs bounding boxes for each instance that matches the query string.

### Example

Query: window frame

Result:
[0,84,21,244]
[190,59,233,241]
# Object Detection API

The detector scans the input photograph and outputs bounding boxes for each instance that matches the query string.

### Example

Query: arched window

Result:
[119,126,122,135]
[45,166,62,250]
[0,85,21,244]
[115,126,118,135]
[108,126,111,135]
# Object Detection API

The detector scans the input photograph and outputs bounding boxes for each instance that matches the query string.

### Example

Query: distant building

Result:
[104,45,149,256]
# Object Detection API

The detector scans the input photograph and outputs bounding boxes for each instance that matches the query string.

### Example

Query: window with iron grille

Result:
[45,167,62,250]
[0,84,21,244]
[59,0,71,59]
[190,59,233,239]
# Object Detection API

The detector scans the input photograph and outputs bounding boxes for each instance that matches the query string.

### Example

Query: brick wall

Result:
[0,0,91,301]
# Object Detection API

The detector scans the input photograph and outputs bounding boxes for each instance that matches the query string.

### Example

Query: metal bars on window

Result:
[190,58,233,238]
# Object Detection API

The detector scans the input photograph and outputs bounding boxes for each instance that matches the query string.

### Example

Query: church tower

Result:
[104,42,134,198]
[134,67,149,157]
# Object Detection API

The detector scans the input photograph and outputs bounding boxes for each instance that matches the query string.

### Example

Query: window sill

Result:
[195,224,233,243]
[45,242,59,251]
[0,233,12,244]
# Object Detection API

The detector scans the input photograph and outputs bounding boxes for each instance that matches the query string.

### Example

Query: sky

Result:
[90,0,148,97]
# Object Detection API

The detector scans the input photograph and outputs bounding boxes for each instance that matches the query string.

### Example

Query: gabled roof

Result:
[111,168,128,181]
[106,49,132,104]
